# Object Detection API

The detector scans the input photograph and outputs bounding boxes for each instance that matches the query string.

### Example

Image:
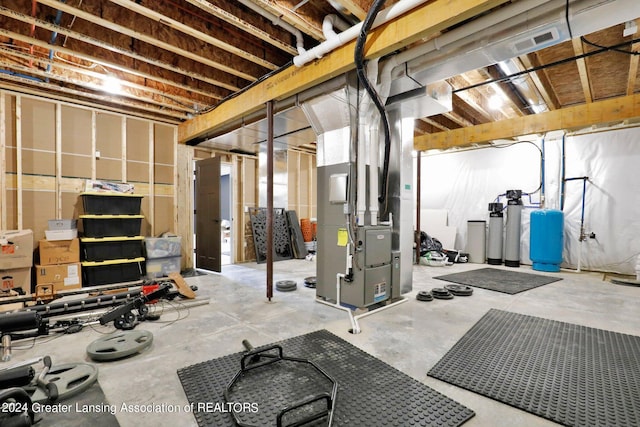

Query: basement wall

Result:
[415,126,640,275]
[0,90,177,243]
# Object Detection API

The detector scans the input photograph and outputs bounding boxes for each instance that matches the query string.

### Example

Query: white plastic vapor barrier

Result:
[415,126,640,275]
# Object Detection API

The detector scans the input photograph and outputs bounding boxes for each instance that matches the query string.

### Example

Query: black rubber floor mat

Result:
[434,267,561,294]
[428,309,640,427]
[178,330,475,427]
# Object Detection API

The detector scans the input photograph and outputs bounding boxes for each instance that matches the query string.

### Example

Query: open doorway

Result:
[220,163,232,266]
[192,157,233,272]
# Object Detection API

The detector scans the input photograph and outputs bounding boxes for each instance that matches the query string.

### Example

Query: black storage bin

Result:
[82,258,144,286]
[80,215,143,237]
[81,193,143,215]
[81,236,144,262]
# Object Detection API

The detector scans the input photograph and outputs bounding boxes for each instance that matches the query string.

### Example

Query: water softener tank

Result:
[504,190,523,267]
[467,220,486,263]
[530,209,564,272]
[487,203,503,265]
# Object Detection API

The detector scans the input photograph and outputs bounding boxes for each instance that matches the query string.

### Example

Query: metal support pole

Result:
[415,151,421,264]
[266,100,274,301]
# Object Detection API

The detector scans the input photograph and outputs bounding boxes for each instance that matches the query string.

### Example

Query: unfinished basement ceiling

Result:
[1,1,639,153]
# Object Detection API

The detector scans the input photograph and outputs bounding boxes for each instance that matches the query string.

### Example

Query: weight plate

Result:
[30,363,98,403]
[86,330,154,362]
[444,284,474,296]
[431,287,452,296]
[275,280,297,292]
[416,291,433,302]
[432,292,454,300]
[303,276,317,288]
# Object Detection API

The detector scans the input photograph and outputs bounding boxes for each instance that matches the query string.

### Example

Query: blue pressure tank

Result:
[530,209,564,272]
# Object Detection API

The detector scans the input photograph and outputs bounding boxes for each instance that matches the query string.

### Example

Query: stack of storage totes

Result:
[35,220,82,295]
[0,230,34,297]
[144,236,181,279]
[79,193,144,286]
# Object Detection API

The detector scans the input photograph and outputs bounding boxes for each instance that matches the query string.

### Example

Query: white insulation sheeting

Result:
[415,126,640,275]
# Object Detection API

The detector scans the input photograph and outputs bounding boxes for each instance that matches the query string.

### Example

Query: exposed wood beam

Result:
[572,38,593,103]
[331,0,367,20]
[415,93,640,150]
[182,0,298,55]
[518,54,559,110]
[250,0,324,40]
[443,111,474,128]
[36,0,256,83]
[0,8,232,95]
[0,73,187,120]
[0,47,203,110]
[107,0,278,70]
[419,117,448,132]
[179,0,510,143]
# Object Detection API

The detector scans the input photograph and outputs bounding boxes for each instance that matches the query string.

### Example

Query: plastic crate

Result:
[145,256,181,279]
[80,193,143,215]
[81,236,144,262]
[81,257,144,286]
[48,219,77,230]
[144,237,182,259]
[80,215,143,238]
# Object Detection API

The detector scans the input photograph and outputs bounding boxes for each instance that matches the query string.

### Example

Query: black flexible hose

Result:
[354,0,391,209]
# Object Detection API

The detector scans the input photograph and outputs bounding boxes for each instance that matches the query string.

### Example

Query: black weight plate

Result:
[431,287,452,296]
[304,276,317,285]
[275,280,297,292]
[445,284,474,296]
[416,291,433,302]
[432,292,454,300]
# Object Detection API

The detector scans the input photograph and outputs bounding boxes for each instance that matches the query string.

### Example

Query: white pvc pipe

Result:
[322,14,350,39]
[294,0,430,67]
[237,0,306,54]
[357,120,367,221]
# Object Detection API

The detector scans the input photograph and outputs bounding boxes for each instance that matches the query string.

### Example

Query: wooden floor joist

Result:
[178,0,510,144]
[414,93,640,150]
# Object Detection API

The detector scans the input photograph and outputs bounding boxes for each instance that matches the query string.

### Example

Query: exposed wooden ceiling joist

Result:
[179,0,512,143]
[36,0,257,83]
[182,0,298,55]
[627,20,640,95]
[415,93,640,150]
[330,0,367,20]
[518,53,560,110]
[106,0,278,70]
[572,38,593,103]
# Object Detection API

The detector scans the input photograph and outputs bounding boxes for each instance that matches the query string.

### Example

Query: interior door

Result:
[195,156,221,272]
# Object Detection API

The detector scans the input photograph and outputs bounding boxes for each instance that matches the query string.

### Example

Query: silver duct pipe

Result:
[237,0,306,54]
[403,0,640,89]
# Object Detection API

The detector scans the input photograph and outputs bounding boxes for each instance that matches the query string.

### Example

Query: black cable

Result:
[454,37,640,94]
[354,0,391,210]
[580,36,640,56]
[565,0,573,39]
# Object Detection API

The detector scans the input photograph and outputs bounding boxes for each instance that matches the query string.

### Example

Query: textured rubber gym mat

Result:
[434,267,561,294]
[428,309,640,427]
[178,329,475,427]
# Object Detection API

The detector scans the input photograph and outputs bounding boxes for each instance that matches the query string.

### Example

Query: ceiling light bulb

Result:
[103,75,121,94]
[488,95,503,110]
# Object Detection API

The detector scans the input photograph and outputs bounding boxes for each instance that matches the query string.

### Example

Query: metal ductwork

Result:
[390,0,640,93]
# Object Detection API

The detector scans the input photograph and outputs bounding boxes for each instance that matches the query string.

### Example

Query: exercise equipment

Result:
[416,291,433,302]
[98,282,171,329]
[86,330,153,361]
[224,343,337,427]
[431,288,454,300]
[0,387,34,427]
[444,284,474,296]
[27,363,98,404]
[0,312,46,362]
[275,280,297,292]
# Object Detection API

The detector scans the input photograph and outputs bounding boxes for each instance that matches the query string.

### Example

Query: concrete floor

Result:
[7,260,640,427]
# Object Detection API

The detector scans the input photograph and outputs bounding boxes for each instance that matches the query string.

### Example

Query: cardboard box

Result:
[0,267,32,292]
[35,263,82,292]
[38,239,80,265]
[0,230,34,269]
